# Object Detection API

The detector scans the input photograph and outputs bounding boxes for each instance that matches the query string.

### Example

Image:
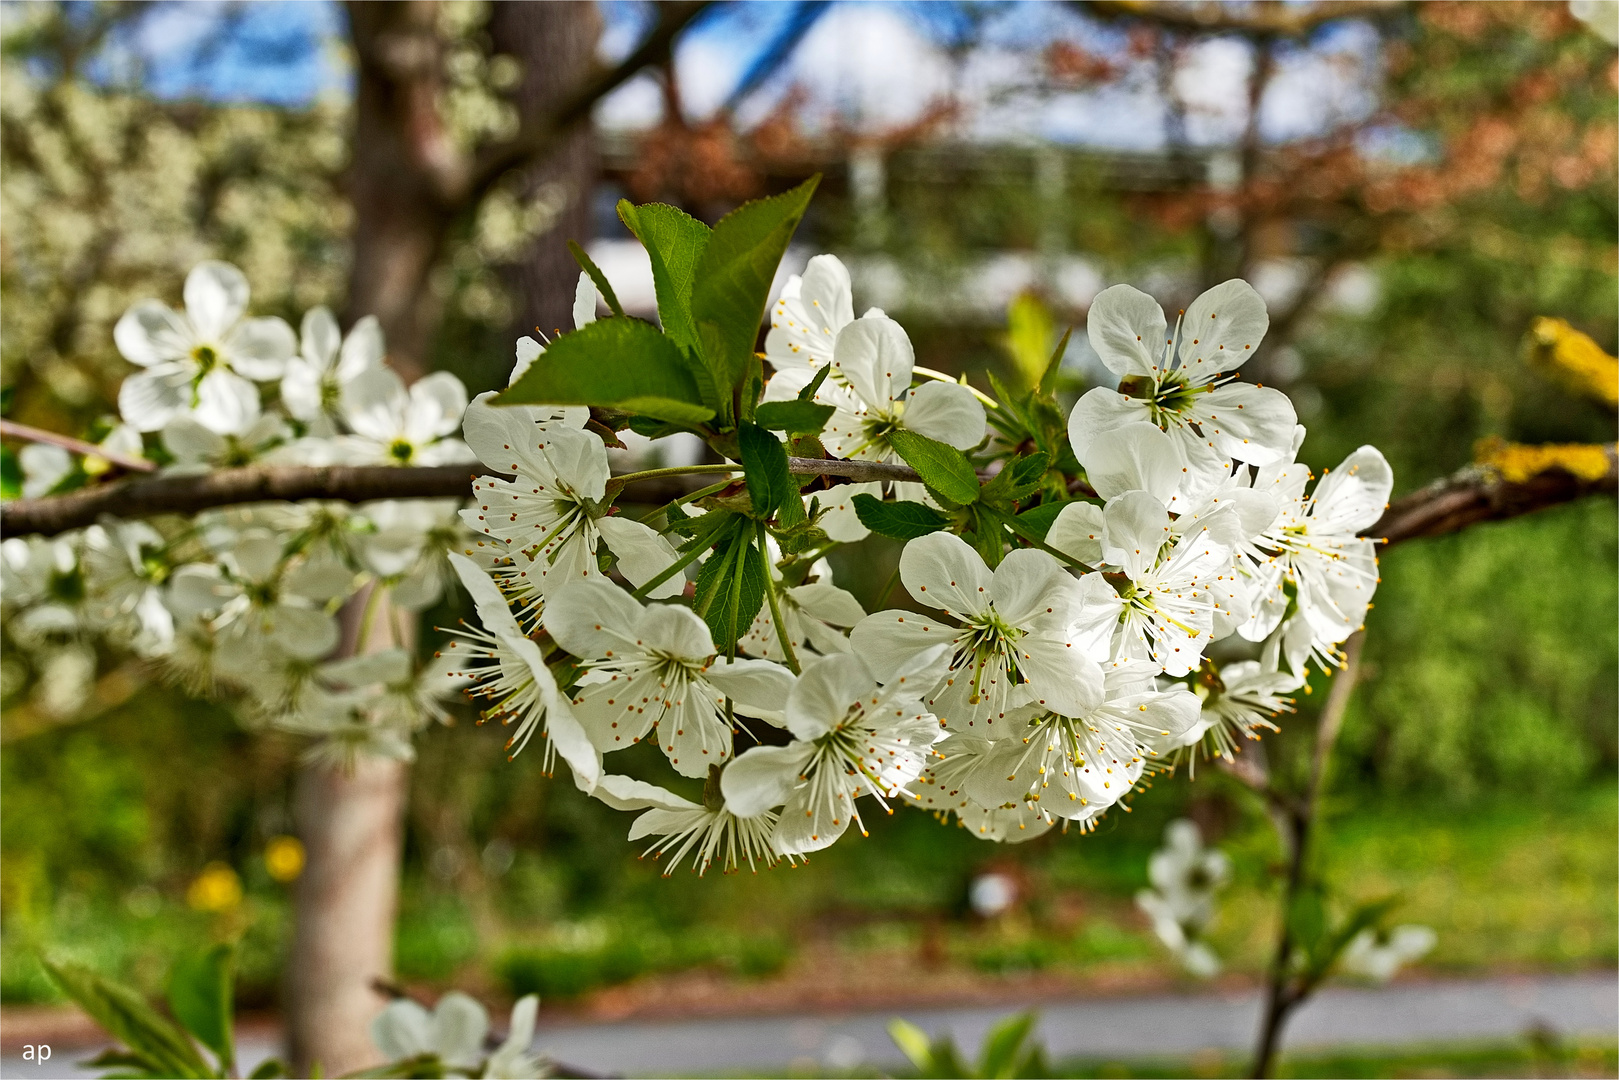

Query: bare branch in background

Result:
[1371,445,1619,547]
[1084,0,1412,38]
[457,1,712,207]
[0,419,155,473]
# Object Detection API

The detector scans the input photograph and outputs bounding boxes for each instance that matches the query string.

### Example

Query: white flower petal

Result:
[904,380,986,449]
[720,742,814,818]
[543,578,647,659]
[833,316,914,411]
[846,609,950,685]
[899,531,992,618]
[596,515,684,599]
[114,301,192,367]
[788,582,865,627]
[192,369,261,435]
[1067,385,1154,460]
[1188,382,1298,466]
[572,271,599,328]
[1087,284,1168,378]
[342,366,410,443]
[1179,278,1269,380]
[1311,445,1393,535]
[300,307,341,368]
[431,991,490,1070]
[1102,490,1171,579]
[987,548,1065,625]
[162,416,226,467]
[183,261,250,340]
[371,1000,434,1061]
[784,652,873,740]
[338,316,386,379]
[118,366,191,432]
[1047,501,1106,566]
[1082,421,1186,503]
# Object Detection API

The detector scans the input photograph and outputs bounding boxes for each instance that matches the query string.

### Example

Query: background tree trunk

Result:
[288,589,414,1077]
[344,0,456,380]
[487,1,602,338]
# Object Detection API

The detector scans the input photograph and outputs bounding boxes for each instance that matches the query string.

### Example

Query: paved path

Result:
[2,972,1614,1078]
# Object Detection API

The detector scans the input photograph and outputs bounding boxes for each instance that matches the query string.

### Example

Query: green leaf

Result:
[689,176,820,389]
[853,494,949,540]
[167,943,234,1072]
[1038,327,1071,398]
[1012,500,1066,540]
[738,422,792,518]
[617,201,711,352]
[42,957,213,1079]
[754,399,834,436]
[693,525,766,652]
[977,1011,1038,1079]
[887,1019,934,1071]
[248,1059,289,1079]
[980,452,1050,508]
[796,364,831,401]
[1002,293,1055,389]
[887,429,980,506]
[566,240,625,318]
[500,317,715,426]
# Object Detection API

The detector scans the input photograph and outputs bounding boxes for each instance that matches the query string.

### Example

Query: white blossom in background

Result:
[114,260,296,434]
[1339,924,1437,982]
[18,442,72,498]
[371,990,548,1078]
[338,367,474,467]
[1136,818,1230,978]
[162,412,287,471]
[281,308,385,437]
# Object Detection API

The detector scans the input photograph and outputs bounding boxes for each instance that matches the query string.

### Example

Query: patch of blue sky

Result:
[86,0,347,106]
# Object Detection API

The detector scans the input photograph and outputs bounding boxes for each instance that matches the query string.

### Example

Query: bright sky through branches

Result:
[75,0,1385,152]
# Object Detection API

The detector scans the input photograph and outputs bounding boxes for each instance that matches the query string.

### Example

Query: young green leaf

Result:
[693,526,766,652]
[887,429,980,506]
[689,176,820,389]
[167,943,235,1073]
[248,1058,289,1079]
[887,1019,934,1072]
[617,201,711,352]
[754,399,835,436]
[501,317,715,426]
[977,1011,1038,1079]
[738,422,792,518]
[853,494,949,540]
[42,958,213,1079]
[1038,327,1072,398]
[566,240,625,318]
[1011,500,1066,540]
[796,364,831,401]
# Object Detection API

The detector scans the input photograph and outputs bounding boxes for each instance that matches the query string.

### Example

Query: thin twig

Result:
[1248,631,1366,1080]
[0,419,155,473]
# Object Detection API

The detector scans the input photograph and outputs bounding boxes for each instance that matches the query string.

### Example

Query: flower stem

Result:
[758,522,801,675]
[912,366,999,408]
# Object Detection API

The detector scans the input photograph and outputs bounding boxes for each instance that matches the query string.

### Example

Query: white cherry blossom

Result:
[166,529,346,661]
[1239,443,1393,666]
[543,579,795,777]
[281,308,384,436]
[115,260,296,434]
[765,253,857,371]
[1069,280,1296,498]
[460,410,683,599]
[338,367,474,466]
[721,649,946,854]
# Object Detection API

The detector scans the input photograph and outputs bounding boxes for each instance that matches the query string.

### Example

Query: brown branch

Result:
[1083,0,1411,37]
[1367,445,1618,547]
[452,1,712,208]
[0,419,155,474]
[0,457,924,538]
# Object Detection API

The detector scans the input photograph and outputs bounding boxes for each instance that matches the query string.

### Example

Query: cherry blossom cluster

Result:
[446,254,1393,873]
[2,261,476,762]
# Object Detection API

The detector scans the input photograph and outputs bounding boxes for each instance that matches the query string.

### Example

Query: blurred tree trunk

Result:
[288,589,413,1077]
[343,1,455,380]
[487,1,602,338]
